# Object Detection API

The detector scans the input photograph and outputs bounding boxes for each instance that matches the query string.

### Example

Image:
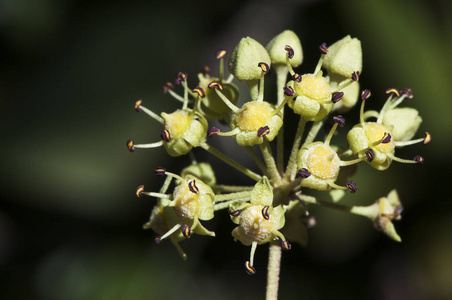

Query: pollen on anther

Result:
[258,62,270,74]
[414,155,424,165]
[282,240,292,251]
[229,209,242,217]
[333,115,345,127]
[154,167,166,176]
[208,81,223,91]
[135,99,142,112]
[216,49,227,59]
[292,73,302,83]
[201,66,210,75]
[136,185,145,198]
[163,82,174,94]
[283,86,295,97]
[182,224,191,238]
[381,132,392,144]
[332,92,344,103]
[400,88,413,99]
[161,129,171,142]
[385,88,400,97]
[346,181,358,193]
[365,148,375,162]
[257,126,270,137]
[296,168,311,179]
[208,127,220,138]
[175,72,187,85]
[352,71,360,81]
[193,86,206,98]
[319,42,328,54]
[361,89,371,100]
[126,139,135,152]
[188,180,199,194]
[262,205,270,220]
[245,261,256,275]
[424,132,432,145]
[154,236,163,244]
[284,45,295,59]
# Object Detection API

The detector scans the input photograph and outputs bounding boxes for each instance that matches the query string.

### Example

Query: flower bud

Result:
[266,30,303,67]
[382,107,422,142]
[322,35,362,78]
[228,37,271,81]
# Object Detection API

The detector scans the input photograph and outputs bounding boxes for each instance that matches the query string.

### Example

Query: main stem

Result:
[266,242,282,300]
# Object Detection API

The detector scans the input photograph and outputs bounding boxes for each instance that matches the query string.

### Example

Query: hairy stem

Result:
[266,242,282,300]
[260,140,282,184]
[284,117,306,180]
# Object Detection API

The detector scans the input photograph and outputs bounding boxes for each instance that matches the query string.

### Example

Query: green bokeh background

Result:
[1,0,450,299]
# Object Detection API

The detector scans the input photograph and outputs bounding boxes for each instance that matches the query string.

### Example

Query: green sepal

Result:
[250,176,273,206]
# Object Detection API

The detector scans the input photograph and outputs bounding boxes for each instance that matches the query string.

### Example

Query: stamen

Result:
[361,89,371,100]
[351,71,360,81]
[201,66,210,75]
[158,223,182,242]
[257,126,270,138]
[332,92,344,103]
[262,205,270,220]
[400,88,413,99]
[414,155,424,165]
[193,86,206,98]
[135,99,142,112]
[229,209,242,217]
[216,49,227,59]
[161,129,171,142]
[258,62,270,74]
[385,88,400,97]
[154,236,163,244]
[188,180,199,194]
[296,168,311,179]
[245,261,256,275]
[292,73,302,83]
[319,42,328,54]
[333,115,345,127]
[207,127,220,138]
[283,86,295,97]
[154,167,166,176]
[346,181,358,193]
[136,185,145,198]
[126,139,135,152]
[175,72,187,85]
[208,81,223,91]
[284,45,295,59]
[381,132,392,144]
[365,149,375,162]
[281,240,292,251]
[182,224,191,238]
[163,82,174,94]
[424,132,432,145]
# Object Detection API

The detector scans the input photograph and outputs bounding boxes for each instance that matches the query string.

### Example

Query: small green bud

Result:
[382,107,422,142]
[228,37,271,81]
[322,35,362,78]
[266,30,303,67]
[161,110,208,157]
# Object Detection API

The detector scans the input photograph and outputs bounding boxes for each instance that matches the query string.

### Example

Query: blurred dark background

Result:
[0,0,451,299]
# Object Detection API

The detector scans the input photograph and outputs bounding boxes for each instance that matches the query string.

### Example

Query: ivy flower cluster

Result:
[126,30,430,298]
